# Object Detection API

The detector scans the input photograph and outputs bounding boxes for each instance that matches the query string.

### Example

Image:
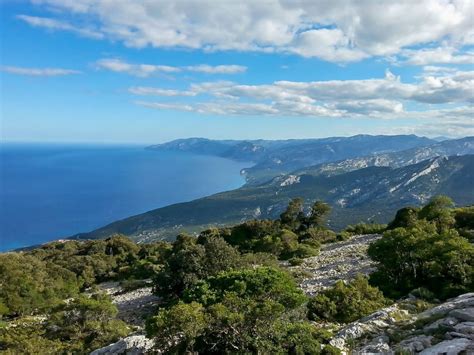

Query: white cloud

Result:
[132,70,474,104]
[379,107,474,137]
[23,0,474,63]
[401,47,474,65]
[17,14,103,39]
[130,70,474,118]
[129,87,196,97]
[1,66,81,76]
[95,59,246,77]
[96,59,180,77]
[185,65,247,74]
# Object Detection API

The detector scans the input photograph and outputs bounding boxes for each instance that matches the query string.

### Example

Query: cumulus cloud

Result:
[1,66,81,76]
[95,59,246,77]
[130,69,474,119]
[22,0,474,63]
[380,107,474,137]
[401,47,474,65]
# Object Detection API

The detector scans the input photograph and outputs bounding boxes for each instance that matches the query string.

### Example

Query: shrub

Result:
[368,221,474,299]
[344,223,387,236]
[308,274,388,323]
[300,227,336,244]
[288,257,304,266]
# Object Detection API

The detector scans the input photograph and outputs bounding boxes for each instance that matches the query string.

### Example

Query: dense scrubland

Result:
[0,196,473,353]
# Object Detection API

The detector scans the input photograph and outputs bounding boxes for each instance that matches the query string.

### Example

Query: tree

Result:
[368,221,474,299]
[280,198,304,228]
[154,234,242,301]
[154,234,206,300]
[306,201,331,228]
[418,195,455,231]
[387,207,420,229]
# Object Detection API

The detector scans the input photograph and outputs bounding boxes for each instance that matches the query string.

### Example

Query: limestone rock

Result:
[419,293,474,319]
[449,307,474,322]
[396,335,433,353]
[453,322,474,335]
[90,335,154,355]
[419,338,473,355]
[424,316,459,331]
[329,305,401,350]
[298,234,382,295]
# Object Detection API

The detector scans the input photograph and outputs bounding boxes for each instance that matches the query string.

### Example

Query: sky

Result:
[1,0,473,144]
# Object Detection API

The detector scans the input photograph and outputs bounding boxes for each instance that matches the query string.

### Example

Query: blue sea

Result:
[0,143,250,251]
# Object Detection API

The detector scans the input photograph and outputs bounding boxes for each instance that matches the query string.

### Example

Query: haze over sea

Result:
[0,143,249,251]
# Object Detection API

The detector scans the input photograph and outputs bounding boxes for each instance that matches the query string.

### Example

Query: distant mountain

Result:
[296,136,474,177]
[75,154,474,242]
[149,135,435,184]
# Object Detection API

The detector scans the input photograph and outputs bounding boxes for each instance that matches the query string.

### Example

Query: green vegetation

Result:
[307,274,389,323]
[1,195,472,353]
[343,222,387,236]
[369,196,474,299]
[0,236,169,352]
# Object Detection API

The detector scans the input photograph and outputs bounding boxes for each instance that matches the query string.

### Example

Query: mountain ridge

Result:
[74,153,474,242]
[149,134,435,184]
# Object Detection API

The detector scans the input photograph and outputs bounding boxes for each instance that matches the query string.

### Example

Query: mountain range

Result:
[75,135,474,242]
[149,134,435,184]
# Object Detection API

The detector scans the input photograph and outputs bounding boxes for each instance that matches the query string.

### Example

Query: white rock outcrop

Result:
[90,335,154,355]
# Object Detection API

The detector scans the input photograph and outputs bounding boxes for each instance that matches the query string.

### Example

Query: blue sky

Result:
[1,0,473,143]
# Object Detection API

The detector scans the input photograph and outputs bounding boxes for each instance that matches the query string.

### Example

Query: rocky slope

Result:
[334,293,474,354]
[89,234,474,354]
[98,281,160,328]
[149,135,435,184]
[297,136,474,178]
[295,234,381,295]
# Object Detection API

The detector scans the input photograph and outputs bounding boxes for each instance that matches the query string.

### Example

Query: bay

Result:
[0,143,250,251]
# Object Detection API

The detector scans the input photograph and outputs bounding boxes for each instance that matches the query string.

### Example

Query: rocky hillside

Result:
[330,293,474,354]
[297,136,474,178]
[75,154,474,242]
[296,234,381,295]
[149,134,435,184]
[89,234,474,354]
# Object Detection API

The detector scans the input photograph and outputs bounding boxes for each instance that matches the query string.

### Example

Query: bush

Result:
[288,257,304,266]
[307,274,388,323]
[368,221,474,299]
[344,223,387,236]
[184,267,307,309]
[149,267,312,353]
[300,227,336,244]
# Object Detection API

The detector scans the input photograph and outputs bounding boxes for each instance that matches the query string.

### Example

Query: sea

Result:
[0,143,250,251]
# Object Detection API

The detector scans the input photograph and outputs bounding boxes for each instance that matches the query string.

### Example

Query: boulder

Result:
[90,335,155,355]
[396,335,433,353]
[419,293,474,319]
[453,322,474,335]
[424,316,458,332]
[358,335,391,354]
[419,338,473,355]
[449,307,474,322]
[329,306,401,350]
